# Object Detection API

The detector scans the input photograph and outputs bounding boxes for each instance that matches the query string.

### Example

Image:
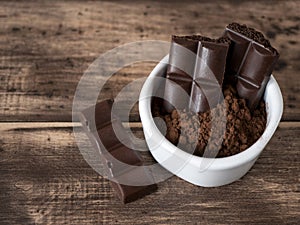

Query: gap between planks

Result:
[0,121,143,131]
[0,121,299,131]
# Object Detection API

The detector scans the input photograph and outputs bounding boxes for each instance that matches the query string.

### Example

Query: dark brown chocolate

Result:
[163,35,197,112]
[223,23,279,109]
[163,78,192,112]
[110,177,157,203]
[164,35,230,113]
[190,40,230,112]
[79,100,157,203]
[79,99,116,132]
[167,35,199,78]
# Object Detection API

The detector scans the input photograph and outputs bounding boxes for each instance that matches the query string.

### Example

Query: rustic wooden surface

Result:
[0,0,299,224]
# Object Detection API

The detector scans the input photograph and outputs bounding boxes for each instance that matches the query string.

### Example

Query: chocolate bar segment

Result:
[190,82,220,113]
[110,167,157,203]
[190,39,230,113]
[224,23,279,109]
[163,78,192,112]
[167,35,200,78]
[96,120,130,150]
[164,35,230,113]
[164,35,215,112]
[79,99,115,132]
[163,36,197,112]
[193,40,230,85]
[79,100,157,203]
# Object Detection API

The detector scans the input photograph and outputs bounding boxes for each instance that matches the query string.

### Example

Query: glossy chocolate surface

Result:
[164,35,230,113]
[79,100,157,203]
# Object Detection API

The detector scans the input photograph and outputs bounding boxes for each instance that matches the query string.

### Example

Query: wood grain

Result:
[1,1,299,224]
[0,0,299,122]
[0,122,299,224]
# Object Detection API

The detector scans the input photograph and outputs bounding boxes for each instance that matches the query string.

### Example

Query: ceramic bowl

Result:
[139,55,283,187]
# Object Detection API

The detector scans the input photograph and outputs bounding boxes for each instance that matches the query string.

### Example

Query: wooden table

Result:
[1,1,299,224]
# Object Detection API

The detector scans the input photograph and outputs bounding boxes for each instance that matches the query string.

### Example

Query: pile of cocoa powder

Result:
[152,84,267,158]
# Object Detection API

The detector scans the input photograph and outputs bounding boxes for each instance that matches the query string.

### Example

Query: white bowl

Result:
[139,55,283,187]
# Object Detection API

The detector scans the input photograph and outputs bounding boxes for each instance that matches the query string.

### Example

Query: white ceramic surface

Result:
[139,55,283,187]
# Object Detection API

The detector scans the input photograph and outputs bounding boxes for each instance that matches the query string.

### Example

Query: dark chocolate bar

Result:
[190,38,230,113]
[79,99,116,132]
[79,100,157,203]
[163,78,192,112]
[164,35,230,113]
[163,35,197,112]
[223,23,279,109]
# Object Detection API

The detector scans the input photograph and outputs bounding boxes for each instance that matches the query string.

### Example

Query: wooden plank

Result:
[0,0,300,122]
[0,122,299,224]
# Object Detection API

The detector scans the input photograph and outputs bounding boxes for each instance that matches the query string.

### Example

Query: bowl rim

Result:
[139,55,283,171]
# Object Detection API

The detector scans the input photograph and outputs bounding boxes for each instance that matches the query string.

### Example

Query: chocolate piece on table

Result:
[96,120,131,150]
[164,35,230,113]
[110,166,157,203]
[79,99,115,132]
[223,22,279,109]
[79,100,157,203]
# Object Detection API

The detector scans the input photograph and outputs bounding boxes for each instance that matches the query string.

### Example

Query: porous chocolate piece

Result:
[223,22,279,109]
[79,100,157,203]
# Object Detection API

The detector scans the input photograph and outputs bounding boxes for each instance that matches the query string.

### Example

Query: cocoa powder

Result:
[152,84,267,158]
